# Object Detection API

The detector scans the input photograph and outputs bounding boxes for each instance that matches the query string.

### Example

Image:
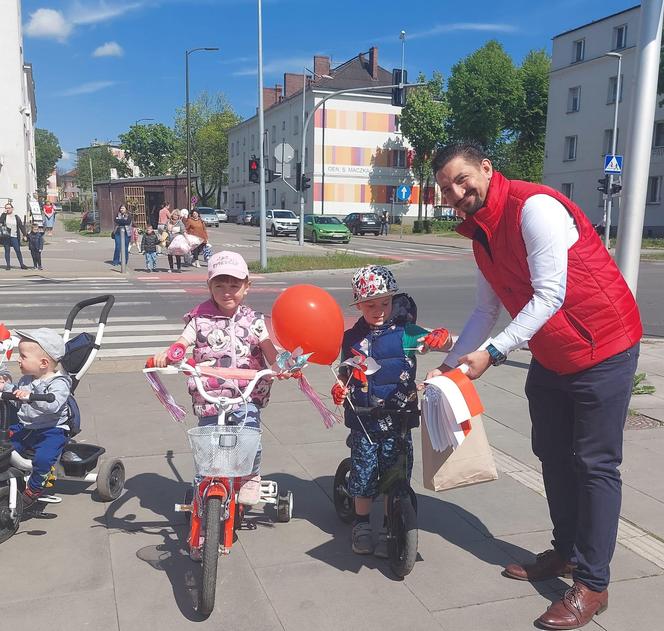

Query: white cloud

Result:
[24,8,73,42]
[408,23,518,40]
[93,41,124,57]
[233,56,311,77]
[24,2,144,42]
[57,81,117,97]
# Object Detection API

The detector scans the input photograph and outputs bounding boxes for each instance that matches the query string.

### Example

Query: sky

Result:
[21,0,639,170]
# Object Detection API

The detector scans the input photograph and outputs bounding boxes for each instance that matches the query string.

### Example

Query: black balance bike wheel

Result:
[0,485,22,544]
[199,496,222,617]
[388,490,418,578]
[333,458,356,524]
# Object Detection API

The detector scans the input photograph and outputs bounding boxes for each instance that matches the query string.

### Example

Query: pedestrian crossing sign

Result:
[604,154,623,174]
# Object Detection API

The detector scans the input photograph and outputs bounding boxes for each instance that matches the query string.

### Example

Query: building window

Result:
[271,125,276,143]
[282,120,286,131]
[394,115,401,132]
[393,149,406,168]
[271,189,276,205]
[294,115,299,134]
[653,121,664,148]
[251,191,255,206]
[572,38,585,63]
[242,136,246,146]
[603,128,619,154]
[561,183,574,200]
[613,24,627,50]
[607,75,623,104]
[564,135,577,161]
[647,176,662,204]
[251,134,255,150]
[567,86,581,113]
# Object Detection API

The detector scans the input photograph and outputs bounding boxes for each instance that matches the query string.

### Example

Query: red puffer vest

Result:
[456,172,642,375]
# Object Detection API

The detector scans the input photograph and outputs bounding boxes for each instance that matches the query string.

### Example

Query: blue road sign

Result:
[396,184,411,202]
[604,154,623,174]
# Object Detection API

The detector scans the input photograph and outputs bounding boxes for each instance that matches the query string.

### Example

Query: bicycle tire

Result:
[199,496,222,616]
[388,490,418,578]
[0,485,22,544]
[333,458,355,524]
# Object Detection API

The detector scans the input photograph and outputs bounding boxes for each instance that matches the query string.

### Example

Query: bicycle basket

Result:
[186,425,261,478]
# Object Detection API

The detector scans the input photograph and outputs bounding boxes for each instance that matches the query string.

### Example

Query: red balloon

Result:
[272,285,344,365]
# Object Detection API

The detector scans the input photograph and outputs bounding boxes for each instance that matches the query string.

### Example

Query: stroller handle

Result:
[0,392,55,403]
[64,295,116,331]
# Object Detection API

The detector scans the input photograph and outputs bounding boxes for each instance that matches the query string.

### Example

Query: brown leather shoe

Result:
[536,582,608,630]
[503,549,575,581]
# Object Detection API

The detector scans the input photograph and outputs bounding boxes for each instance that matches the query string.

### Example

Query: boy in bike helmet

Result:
[331,265,452,557]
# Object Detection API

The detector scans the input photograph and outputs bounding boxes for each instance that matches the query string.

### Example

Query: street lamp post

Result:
[185,47,219,210]
[604,51,622,250]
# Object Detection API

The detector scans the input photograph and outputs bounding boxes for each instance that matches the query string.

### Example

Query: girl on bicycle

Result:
[153,251,282,505]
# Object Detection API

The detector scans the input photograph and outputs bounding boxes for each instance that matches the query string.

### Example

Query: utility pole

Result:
[615,0,664,294]
[257,0,267,269]
[604,52,622,250]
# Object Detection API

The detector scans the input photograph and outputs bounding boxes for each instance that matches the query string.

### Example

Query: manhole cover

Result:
[625,414,663,430]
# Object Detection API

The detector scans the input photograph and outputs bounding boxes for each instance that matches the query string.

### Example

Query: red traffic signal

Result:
[249,158,260,184]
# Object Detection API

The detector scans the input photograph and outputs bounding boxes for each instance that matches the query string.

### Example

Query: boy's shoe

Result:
[238,475,261,506]
[167,269,172,273]
[374,527,389,558]
[352,521,374,555]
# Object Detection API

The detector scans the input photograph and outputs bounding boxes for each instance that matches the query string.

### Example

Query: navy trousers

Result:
[525,344,639,592]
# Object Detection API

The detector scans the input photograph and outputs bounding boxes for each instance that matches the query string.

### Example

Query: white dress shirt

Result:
[445,194,579,367]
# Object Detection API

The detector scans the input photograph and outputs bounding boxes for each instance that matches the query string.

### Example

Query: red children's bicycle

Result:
[144,358,293,617]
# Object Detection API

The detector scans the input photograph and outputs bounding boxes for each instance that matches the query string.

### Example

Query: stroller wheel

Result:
[96,459,125,501]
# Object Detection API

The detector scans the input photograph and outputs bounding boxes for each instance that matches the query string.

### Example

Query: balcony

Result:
[652,147,664,163]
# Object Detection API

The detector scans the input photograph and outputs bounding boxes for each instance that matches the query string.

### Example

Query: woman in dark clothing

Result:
[112,204,133,266]
[0,202,29,270]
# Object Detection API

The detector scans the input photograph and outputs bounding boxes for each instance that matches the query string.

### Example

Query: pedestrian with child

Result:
[141,224,160,273]
[0,202,29,270]
[185,209,208,268]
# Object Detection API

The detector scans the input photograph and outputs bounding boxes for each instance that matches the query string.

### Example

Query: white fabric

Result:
[4,214,17,236]
[445,194,579,366]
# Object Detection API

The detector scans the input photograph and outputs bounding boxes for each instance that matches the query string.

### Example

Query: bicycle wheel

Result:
[0,485,22,544]
[199,496,222,617]
[388,490,418,578]
[333,458,355,524]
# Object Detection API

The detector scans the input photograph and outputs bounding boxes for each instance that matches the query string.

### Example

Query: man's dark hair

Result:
[431,143,489,176]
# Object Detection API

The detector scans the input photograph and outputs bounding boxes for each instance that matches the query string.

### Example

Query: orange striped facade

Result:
[313,183,434,204]
[314,109,398,132]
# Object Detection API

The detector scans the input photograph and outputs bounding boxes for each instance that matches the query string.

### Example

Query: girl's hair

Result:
[118,203,128,212]
[190,210,200,219]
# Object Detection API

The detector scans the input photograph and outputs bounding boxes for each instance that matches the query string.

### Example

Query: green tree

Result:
[35,128,62,194]
[174,92,241,206]
[75,145,131,193]
[399,72,448,221]
[502,50,550,182]
[446,40,523,150]
[118,123,177,177]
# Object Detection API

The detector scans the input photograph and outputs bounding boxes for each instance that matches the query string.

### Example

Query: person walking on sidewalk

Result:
[428,143,642,630]
[27,223,44,270]
[185,209,208,267]
[379,209,389,236]
[0,203,29,270]
[141,224,159,272]
[111,204,133,267]
[166,209,185,273]
[42,200,56,235]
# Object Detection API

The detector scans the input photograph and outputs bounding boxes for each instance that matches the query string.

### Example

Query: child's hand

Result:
[418,328,452,353]
[331,382,348,405]
[13,389,31,400]
[152,351,169,368]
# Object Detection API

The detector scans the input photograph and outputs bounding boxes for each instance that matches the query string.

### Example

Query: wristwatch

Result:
[485,343,507,366]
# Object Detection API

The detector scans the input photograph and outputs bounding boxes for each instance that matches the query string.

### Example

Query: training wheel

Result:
[276,490,293,522]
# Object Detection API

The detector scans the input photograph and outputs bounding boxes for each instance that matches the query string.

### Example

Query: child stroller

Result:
[0,295,125,543]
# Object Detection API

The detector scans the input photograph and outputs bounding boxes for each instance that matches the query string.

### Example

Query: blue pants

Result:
[9,424,68,493]
[3,236,26,268]
[525,344,639,592]
[144,251,158,270]
[112,231,129,266]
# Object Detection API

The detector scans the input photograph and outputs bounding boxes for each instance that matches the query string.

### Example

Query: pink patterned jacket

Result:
[184,300,271,418]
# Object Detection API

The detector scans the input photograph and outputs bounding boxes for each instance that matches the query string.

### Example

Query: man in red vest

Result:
[429,143,642,630]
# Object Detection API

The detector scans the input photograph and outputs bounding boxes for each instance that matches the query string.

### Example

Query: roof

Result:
[310,51,393,94]
[553,4,640,39]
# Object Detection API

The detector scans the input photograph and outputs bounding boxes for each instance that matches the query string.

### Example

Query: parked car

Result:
[343,212,380,235]
[196,206,219,227]
[237,211,255,225]
[53,203,63,213]
[215,209,228,222]
[266,209,299,236]
[304,215,350,243]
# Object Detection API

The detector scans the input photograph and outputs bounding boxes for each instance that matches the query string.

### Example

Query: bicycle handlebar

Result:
[0,392,56,403]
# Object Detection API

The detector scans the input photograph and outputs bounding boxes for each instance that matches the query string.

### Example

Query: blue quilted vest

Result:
[341,294,419,433]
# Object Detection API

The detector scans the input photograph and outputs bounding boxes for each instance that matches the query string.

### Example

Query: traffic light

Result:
[301,174,311,191]
[391,68,408,107]
[597,176,609,194]
[611,182,622,195]
[248,157,260,184]
[295,162,302,191]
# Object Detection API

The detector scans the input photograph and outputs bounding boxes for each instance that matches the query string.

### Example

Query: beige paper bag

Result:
[421,415,498,492]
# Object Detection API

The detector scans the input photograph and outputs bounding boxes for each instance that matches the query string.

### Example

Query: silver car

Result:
[196,207,219,227]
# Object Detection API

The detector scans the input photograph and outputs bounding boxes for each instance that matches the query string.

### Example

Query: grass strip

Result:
[248,252,398,273]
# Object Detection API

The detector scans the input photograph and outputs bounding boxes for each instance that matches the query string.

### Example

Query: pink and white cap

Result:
[207,250,249,282]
